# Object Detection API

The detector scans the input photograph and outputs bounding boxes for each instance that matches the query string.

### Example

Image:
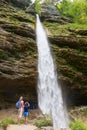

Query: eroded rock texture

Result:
[0,0,87,108]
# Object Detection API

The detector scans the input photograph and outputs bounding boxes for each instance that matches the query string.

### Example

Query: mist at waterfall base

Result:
[36,14,69,128]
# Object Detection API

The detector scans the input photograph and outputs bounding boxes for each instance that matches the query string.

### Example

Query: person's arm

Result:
[28,102,30,107]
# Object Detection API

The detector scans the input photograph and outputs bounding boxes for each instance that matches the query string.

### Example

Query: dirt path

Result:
[7,124,37,130]
[0,108,41,120]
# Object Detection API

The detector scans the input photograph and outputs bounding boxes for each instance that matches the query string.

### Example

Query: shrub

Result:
[70,120,87,130]
[35,119,53,128]
[57,0,87,24]
[35,0,41,15]
[0,118,17,130]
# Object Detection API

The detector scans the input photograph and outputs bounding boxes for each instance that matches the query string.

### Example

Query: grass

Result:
[0,118,26,130]
[0,118,17,130]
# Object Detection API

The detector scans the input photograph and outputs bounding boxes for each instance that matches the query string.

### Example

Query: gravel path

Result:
[7,124,37,130]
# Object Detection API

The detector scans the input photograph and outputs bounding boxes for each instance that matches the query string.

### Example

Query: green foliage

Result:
[20,119,25,124]
[70,120,87,130]
[44,22,87,35]
[57,0,87,23]
[35,119,53,128]
[35,0,41,15]
[0,118,17,129]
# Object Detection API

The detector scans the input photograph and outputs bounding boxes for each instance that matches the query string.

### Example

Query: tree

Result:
[57,0,87,23]
[35,0,41,15]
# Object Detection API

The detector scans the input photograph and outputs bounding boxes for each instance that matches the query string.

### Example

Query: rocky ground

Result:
[0,108,41,121]
[0,107,87,130]
[7,124,37,130]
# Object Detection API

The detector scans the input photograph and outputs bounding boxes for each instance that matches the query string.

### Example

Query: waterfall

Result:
[36,14,69,129]
[31,0,45,4]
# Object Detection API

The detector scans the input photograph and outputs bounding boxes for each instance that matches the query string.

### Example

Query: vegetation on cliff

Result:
[0,3,36,61]
[0,0,37,107]
[35,0,41,15]
[0,0,87,129]
[57,0,87,23]
[0,0,87,108]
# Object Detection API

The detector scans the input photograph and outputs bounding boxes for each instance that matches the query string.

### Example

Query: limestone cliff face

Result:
[49,36,87,105]
[0,0,38,108]
[0,0,87,108]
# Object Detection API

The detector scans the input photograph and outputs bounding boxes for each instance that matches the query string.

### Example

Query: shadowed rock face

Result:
[0,25,38,108]
[50,35,87,106]
[40,5,72,23]
[0,0,38,108]
[0,0,87,108]
[27,4,72,23]
[5,0,32,9]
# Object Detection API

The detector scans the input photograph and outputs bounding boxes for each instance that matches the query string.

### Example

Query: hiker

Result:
[24,101,30,124]
[18,96,24,124]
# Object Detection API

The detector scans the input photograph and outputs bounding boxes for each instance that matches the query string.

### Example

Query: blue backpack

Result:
[16,101,21,109]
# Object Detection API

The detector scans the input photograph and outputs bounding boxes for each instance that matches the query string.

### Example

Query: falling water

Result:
[31,0,45,4]
[36,14,69,128]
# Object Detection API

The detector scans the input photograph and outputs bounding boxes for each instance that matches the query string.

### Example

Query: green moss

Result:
[26,48,36,55]
[0,49,21,61]
[44,22,87,35]
[55,48,87,75]
[0,4,35,26]
[63,23,87,30]
[51,45,87,87]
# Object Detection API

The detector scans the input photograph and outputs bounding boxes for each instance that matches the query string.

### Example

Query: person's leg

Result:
[26,116,28,123]
[25,112,28,124]
[27,112,29,123]
[18,108,23,124]
[18,109,21,124]
[24,112,26,123]
[18,117,20,124]
[25,117,29,124]
[24,116,26,124]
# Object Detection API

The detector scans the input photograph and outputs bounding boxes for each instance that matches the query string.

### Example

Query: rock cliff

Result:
[0,0,87,108]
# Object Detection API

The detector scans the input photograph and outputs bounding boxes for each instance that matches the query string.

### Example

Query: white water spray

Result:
[31,0,45,4]
[36,14,69,128]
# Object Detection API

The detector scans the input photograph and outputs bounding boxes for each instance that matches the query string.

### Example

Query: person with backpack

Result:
[17,96,24,124]
[24,101,30,124]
